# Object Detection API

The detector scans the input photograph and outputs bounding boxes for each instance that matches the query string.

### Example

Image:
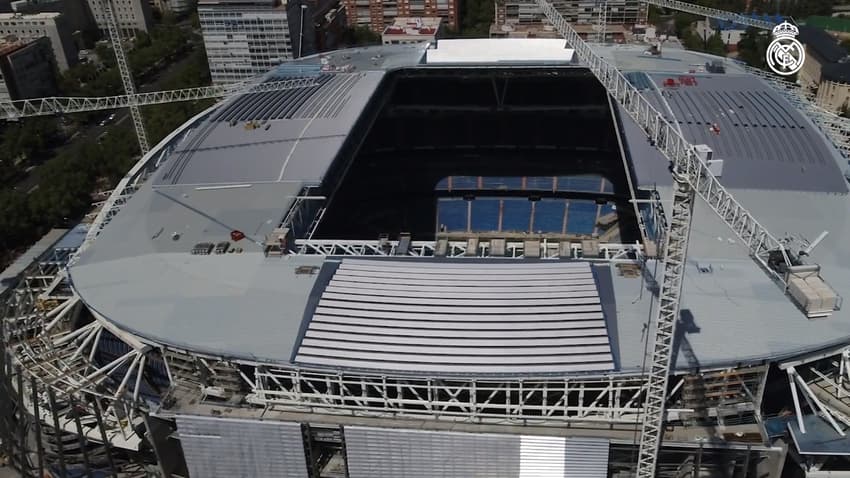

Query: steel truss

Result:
[781,349,850,438]
[149,349,767,430]
[2,242,163,455]
[249,367,653,424]
[0,77,320,120]
[98,0,149,154]
[635,178,695,478]
[293,238,645,260]
[642,0,774,30]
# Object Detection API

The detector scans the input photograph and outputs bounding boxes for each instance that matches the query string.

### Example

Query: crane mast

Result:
[0,78,319,120]
[635,176,695,478]
[99,0,150,154]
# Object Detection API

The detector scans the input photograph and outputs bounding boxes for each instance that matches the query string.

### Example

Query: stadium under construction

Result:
[3,30,850,478]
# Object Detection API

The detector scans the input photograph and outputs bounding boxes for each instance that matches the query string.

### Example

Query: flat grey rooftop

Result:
[611,185,850,373]
[155,72,383,188]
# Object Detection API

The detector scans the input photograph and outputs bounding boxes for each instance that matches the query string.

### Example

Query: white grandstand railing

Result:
[0,77,319,120]
[741,64,850,157]
[293,238,645,260]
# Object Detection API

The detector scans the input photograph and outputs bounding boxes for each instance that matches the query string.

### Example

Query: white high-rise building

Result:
[0,12,77,70]
[198,0,294,84]
[86,0,153,38]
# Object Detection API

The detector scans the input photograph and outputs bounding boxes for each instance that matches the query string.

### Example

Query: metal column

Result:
[636,176,696,478]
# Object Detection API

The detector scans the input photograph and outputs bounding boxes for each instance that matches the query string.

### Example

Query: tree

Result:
[737,27,770,68]
[95,43,116,69]
[460,0,494,37]
[343,26,381,46]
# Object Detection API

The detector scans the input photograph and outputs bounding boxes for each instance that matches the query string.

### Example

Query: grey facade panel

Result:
[344,426,610,478]
[345,427,523,478]
[564,437,610,478]
[176,415,308,478]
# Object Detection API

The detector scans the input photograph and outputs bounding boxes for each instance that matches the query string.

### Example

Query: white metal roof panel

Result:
[295,259,616,374]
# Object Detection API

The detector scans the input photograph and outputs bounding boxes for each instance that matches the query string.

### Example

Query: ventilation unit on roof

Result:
[694,144,713,163]
[191,243,214,255]
[707,158,724,177]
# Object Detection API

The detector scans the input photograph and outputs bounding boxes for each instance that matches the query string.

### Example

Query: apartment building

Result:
[0,11,76,69]
[150,0,193,14]
[199,0,294,83]
[492,0,646,39]
[86,0,152,37]
[0,37,57,101]
[382,16,442,45]
[341,0,458,33]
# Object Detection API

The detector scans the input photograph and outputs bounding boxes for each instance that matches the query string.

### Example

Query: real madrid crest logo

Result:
[766,21,805,76]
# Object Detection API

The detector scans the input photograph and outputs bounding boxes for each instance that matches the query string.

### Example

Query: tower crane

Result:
[97,0,150,154]
[0,78,319,120]
[533,1,838,477]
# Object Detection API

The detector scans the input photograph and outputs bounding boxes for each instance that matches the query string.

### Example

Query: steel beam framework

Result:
[98,0,149,154]
[642,0,775,30]
[0,77,319,121]
[636,178,695,478]
[293,238,645,260]
[157,352,765,427]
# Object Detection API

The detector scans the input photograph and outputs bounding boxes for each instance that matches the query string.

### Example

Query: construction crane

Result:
[0,78,319,120]
[533,1,835,477]
[98,0,149,154]
[642,0,775,29]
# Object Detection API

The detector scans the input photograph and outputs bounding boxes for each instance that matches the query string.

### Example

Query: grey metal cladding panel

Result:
[296,260,616,374]
[313,307,605,322]
[304,330,611,346]
[564,438,610,478]
[345,426,522,478]
[344,427,611,478]
[614,103,672,188]
[176,415,307,478]
[308,322,608,338]
[648,73,846,193]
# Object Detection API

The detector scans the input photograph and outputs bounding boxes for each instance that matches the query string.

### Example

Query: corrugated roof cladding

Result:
[153,71,382,187]
[176,416,308,478]
[645,73,847,193]
[294,259,616,374]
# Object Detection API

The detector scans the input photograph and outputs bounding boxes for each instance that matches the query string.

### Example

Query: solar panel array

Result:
[294,259,615,374]
[210,73,362,123]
